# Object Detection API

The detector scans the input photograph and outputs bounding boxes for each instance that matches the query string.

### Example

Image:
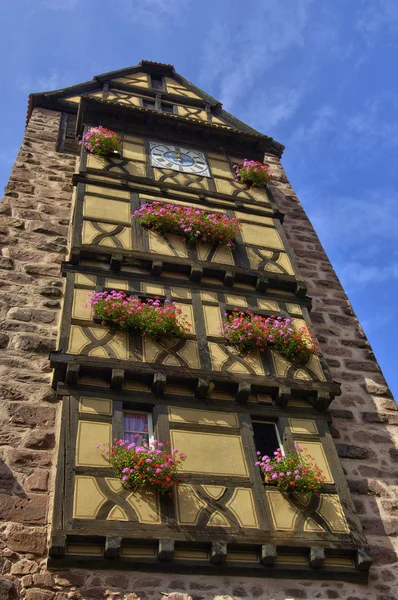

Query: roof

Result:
[26,60,284,156]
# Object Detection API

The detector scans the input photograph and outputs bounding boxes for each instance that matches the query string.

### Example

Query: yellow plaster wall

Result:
[111,72,149,87]
[83,196,131,225]
[72,289,92,321]
[79,397,113,415]
[240,222,284,250]
[171,430,248,476]
[75,421,111,467]
[168,406,238,427]
[164,77,201,99]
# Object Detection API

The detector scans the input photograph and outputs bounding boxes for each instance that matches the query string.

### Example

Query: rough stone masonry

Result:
[0,107,397,600]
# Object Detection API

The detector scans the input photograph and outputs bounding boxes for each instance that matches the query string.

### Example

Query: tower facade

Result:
[0,61,397,600]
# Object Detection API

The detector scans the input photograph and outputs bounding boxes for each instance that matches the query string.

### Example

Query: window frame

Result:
[50,392,370,580]
[123,409,154,444]
[141,97,176,115]
[150,74,165,91]
[251,419,284,457]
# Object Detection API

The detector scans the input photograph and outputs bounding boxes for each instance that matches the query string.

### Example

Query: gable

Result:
[64,90,103,104]
[28,60,276,141]
[110,72,150,88]
[164,77,202,100]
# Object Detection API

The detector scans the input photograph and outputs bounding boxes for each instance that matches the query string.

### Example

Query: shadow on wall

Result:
[0,458,26,497]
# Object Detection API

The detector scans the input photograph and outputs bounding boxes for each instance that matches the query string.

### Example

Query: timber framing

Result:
[76,96,283,158]
[27,59,281,145]
[47,543,370,583]
[42,60,373,584]
[49,390,369,582]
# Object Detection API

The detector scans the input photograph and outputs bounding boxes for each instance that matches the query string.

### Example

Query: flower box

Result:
[220,310,318,364]
[256,444,326,494]
[133,202,240,249]
[233,159,272,188]
[87,291,190,338]
[80,126,122,157]
[98,439,187,494]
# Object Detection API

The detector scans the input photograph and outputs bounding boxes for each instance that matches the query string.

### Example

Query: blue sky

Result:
[1,0,397,397]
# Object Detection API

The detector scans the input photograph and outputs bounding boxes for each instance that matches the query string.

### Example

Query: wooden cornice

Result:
[76,96,285,158]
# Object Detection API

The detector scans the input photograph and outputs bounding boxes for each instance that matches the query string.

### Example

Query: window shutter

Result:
[58,113,80,155]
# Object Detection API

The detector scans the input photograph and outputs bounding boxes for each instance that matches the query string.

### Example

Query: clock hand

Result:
[176,148,182,162]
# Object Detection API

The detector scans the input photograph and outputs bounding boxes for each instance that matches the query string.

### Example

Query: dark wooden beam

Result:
[158,539,174,562]
[152,372,167,396]
[104,536,121,559]
[210,542,227,565]
[260,544,276,566]
[309,546,325,568]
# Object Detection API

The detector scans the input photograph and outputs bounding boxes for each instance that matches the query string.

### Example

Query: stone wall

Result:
[0,109,397,600]
[0,107,76,599]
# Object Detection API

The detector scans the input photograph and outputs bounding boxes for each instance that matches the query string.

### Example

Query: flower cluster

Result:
[87,291,191,338]
[98,439,187,493]
[233,159,272,188]
[79,126,122,157]
[255,444,326,494]
[133,202,240,248]
[220,310,318,363]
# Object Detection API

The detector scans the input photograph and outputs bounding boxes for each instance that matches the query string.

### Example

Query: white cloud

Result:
[296,186,398,292]
[288,104,337,149]
[287,92,398,172]
[239,87,306,135]
[18,70,64,93]
[0,150,18,166]
[337,262,398,290]
[41,0,79,9]
[306,189,398,248]
[344,94,398,148]
[199,0,314,110]
[356,0,398,41]
[361,309,395,334]
[114,0,189,25]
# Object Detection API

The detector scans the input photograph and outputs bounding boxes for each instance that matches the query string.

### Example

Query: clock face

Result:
[149,141,211,177]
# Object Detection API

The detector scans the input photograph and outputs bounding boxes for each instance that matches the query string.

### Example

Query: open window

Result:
[252,420,281,459]
[57,113,80,155]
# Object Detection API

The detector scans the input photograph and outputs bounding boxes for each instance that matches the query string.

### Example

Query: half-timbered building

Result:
[1,60,397,600]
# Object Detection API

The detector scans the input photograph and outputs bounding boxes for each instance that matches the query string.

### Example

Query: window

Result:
[142,99,156,110]
[161,102,174,114]
[57,113,80,155]
[151,75,164,90]
[142,99,175,114]
[123,411,153,444]
[252,421,281,459]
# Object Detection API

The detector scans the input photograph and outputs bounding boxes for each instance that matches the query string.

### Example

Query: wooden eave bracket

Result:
[275,385,291,407]
[152,372,167,396]
[111,369,125,392]
[195,378,210,399]
[310,390,334,411]
[158,539,174,562]
[309,546,325,568]
[235,382,251,404]
[69,246,309,302]
[48,533,369,582]
[51,352,342,404]
[211,542,227,564]
[49,534,66,558]
[260,544,277,565]
[356,548,372,571]
[105,536,122,559]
